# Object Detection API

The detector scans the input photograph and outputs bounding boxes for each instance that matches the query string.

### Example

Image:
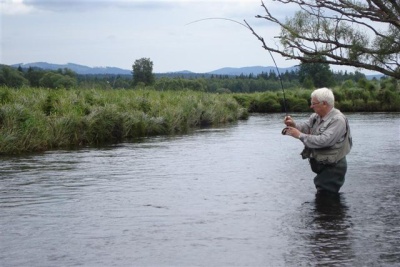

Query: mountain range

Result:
[12,62,132,75]
[12,62,298,76]
[11,62,383,79]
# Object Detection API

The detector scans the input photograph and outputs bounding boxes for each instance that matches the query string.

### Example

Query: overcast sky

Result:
[1,0,368,73]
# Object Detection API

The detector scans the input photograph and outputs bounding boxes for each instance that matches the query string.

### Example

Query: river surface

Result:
[1,113,399,267]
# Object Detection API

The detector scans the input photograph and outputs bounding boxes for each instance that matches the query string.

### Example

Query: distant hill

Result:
[11,62,383,79]
[12,62,132,75]
[365,74,385,80]
[11,62,298,76]
[209,66,299,76]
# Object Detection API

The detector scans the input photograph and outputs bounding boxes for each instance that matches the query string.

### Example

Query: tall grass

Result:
[233,83,400,113]
[2,81,398,154]
[0,87,248,154]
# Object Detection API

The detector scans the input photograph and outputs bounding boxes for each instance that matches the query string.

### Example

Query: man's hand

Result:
[284,116,296,127]
[283,126,301,139]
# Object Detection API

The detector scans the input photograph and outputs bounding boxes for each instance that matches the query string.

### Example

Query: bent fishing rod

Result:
[186,17,289,134]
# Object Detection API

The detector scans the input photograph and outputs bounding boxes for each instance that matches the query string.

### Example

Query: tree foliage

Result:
[39,72,76,89]
[0,65,29,87]
[132,58,155,87]
[26,67,46,87]
[299,56,334,88]
[246,0,400,79]
[0,65,77,89]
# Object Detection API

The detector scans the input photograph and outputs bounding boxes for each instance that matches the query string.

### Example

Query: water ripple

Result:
[0,113,399,266]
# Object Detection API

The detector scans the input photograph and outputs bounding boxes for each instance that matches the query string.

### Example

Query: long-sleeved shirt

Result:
[297,108,348,149]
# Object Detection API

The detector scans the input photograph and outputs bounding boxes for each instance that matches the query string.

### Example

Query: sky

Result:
[0,0,368,74]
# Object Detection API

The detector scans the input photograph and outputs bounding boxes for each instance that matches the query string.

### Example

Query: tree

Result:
[26,67,46,87]
[39,72,76,89]
[132,58,155,87]
[0,65,29,88]
[245,0,400,79]
[57,68,77,79]
[298,56,334,88]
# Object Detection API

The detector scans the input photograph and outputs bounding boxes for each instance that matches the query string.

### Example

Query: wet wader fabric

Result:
[310,157,347,193]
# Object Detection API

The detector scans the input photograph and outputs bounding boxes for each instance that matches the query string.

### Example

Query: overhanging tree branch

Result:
[249,0,400,78]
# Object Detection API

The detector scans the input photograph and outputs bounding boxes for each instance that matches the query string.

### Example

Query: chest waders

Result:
[303,111,352,193]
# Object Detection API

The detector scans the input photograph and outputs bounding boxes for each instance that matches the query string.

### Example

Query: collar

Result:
[320,107,335,121]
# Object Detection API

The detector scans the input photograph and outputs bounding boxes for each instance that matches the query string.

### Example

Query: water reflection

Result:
[284,192,354,266]
[308,193,353,265]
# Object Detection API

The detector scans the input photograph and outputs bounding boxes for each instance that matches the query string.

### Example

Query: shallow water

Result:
[1,113,399,266]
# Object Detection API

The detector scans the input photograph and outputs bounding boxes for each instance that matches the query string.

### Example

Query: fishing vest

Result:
[305,109,352,164]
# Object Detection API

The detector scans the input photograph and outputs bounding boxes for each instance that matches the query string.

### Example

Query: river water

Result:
[0,113,399,267]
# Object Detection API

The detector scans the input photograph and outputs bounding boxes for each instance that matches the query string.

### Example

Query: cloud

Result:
[1,0,34,15]
[19,0,179,13]
[6,0,264,15]
[1,0,296,72]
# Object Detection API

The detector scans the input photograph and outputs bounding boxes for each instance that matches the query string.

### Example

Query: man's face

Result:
[310,97,325,116]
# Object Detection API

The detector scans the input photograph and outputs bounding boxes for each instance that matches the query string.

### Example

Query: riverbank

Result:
[1,85,399,154]
[0,87,248,154]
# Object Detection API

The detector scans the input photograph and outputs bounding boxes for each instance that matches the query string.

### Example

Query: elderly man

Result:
[283,87,352,194]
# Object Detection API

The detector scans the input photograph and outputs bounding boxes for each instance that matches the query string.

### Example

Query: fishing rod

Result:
[185,17,289,133]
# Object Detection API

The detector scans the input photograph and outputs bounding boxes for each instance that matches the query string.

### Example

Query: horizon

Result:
[9,61,383,78]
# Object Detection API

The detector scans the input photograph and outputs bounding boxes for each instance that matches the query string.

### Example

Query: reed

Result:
[0,87,247,154]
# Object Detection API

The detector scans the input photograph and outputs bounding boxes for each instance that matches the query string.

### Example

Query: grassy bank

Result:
[1,81,399,154]
[233,83,400,113]
[0,87,248,154]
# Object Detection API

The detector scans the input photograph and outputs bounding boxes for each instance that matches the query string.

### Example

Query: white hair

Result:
[311,87,335,106]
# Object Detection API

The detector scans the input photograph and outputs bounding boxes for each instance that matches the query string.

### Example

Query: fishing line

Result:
[185,17,248,28]
[185,17,288,115]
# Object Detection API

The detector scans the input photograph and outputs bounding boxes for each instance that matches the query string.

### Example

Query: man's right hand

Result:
[284,116,296,127]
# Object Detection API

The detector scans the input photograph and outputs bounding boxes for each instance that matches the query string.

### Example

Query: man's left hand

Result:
[284,127,301,139]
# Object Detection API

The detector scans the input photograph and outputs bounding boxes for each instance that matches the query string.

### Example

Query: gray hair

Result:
[311,87,335,106]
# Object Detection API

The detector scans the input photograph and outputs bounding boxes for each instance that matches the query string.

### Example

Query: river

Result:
[1,113,399,266]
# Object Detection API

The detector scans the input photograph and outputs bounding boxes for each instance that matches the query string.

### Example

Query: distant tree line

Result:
[1,57,399,114]
[0,65,78,89]
[1,60,399,114]
[233,77,400,113]
[0,60,383,94]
